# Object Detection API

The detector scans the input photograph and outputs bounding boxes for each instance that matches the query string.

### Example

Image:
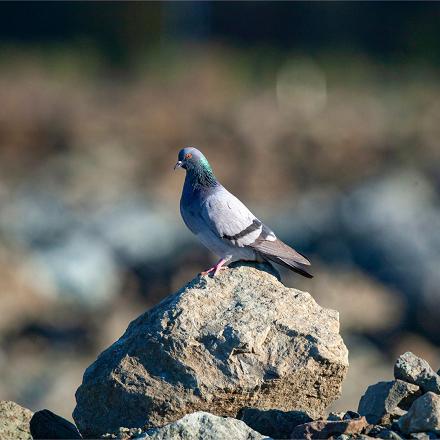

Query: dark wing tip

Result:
[259,253,314,278]
[281,259,314,278]
[296,266,314,278]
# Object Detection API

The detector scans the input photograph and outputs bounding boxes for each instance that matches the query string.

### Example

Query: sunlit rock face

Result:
[73,262,348,438]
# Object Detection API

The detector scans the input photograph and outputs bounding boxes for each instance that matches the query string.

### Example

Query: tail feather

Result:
[251,238,313,278]
[262,254,313,278]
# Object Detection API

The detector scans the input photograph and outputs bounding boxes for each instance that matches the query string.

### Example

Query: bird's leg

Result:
[212,258,228,276]
[201,258,229,277]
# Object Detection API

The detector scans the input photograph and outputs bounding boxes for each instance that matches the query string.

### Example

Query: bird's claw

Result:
[200,267,227,277]
[201,267,215,276]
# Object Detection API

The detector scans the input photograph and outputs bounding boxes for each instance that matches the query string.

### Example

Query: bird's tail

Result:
[252,238,313,278]
[261,253,313,278]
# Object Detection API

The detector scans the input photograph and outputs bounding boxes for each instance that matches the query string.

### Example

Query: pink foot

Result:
[201,258,229,277]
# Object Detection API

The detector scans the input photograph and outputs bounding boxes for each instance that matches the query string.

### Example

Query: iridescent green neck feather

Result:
[187,157,218,189]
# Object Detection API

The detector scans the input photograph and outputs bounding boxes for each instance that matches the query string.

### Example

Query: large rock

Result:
[139,411,267,440]
[398,392,440,435]
[394,352,440,394]
[73,263,348,437]
[0,400,33,440]
[358,380,420,424]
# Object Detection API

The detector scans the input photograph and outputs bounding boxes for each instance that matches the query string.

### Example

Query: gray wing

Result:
[201,187,311,272]
[200,187,272,247]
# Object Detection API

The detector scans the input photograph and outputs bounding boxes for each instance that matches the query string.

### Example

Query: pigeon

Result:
[175,146,312,278]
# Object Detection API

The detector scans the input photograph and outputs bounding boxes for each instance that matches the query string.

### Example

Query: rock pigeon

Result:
[175,146,312,278]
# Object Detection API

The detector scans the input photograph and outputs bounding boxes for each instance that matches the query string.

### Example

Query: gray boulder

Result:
[394,352,440,394]
[238,407,312,439]
[0,400,33,440]
[139,411,268,440]
[398,392,440,435]
[358,380,420,424]
[73,263,348,437]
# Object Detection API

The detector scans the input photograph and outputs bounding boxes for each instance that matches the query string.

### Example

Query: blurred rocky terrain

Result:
[0,45,439,421]
[3,267,440,440]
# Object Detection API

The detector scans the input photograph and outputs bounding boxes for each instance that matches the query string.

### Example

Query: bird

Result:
[174,146,312,278]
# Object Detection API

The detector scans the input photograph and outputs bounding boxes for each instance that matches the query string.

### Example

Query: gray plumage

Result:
[175,146,312,278]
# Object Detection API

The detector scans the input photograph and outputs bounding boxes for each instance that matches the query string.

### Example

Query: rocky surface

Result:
[291,413,368,439]
[237,407,312,439]
[30,409,82,439]
[3,346,440,440]
[349,354,440,440]
[394,352,440,395]
[73,263,348,437]
[358,380,420,424]
[398,392,440,435]
[138,411,267,440]
[0,400,33,440]
[6,264,440,440]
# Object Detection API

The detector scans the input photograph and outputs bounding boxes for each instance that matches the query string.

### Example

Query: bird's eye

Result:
[184,153,192,159]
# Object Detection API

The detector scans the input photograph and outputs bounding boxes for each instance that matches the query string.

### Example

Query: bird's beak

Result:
[174,161,183,170]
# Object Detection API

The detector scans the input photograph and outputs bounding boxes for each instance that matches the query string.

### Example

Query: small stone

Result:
[290,415,368,439]
[331,434,374,440]
[328,412,345,421]
[351,436,375,440]
[394,352,440,394]
[409,433,430,440]
[358,380,420,424]
[398,392,440,435]
[379,408,408,428]
[341,436,376,440]
[364,424,380,434]
[379,430,404,440]
[237,407,312,439]
[102,426,144,439]
[344,411,361,420]
[30,409,82,439]
[139,411,268,440]
[0,400,33,440]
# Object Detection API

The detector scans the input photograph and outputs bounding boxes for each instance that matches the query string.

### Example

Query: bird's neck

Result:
[185,162,218,191]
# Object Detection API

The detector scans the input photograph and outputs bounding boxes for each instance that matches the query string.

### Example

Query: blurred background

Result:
[0,1,440,420]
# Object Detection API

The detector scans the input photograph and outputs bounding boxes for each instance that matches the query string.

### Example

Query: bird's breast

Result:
[180,195,202,235]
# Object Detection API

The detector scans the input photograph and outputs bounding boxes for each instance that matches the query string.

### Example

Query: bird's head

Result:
[174,146,210,172]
